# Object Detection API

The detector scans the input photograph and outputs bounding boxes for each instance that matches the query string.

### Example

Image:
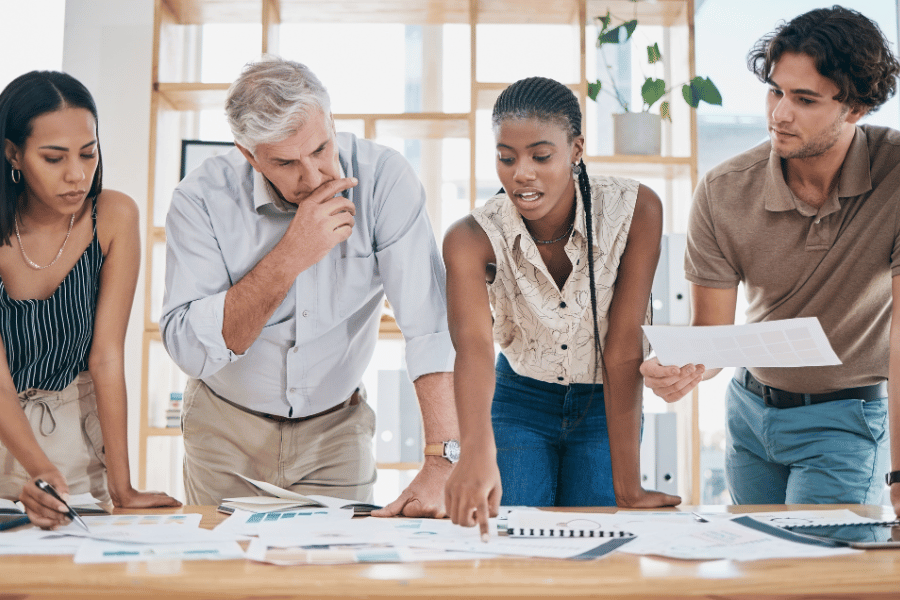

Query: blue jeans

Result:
[491,353,615,507]
[725,375,888,505]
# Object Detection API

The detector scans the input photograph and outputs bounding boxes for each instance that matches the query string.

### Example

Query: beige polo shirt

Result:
[685,125,900,393]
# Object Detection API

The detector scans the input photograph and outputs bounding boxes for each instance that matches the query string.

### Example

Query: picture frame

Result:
[180,139,234,180]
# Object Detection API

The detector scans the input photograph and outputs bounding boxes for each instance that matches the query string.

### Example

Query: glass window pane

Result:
[476,24,580,83]
[279,23,408,114]
[200,23,262,83]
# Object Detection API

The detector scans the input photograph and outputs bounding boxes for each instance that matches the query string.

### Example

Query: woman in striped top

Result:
[0,71,179,528]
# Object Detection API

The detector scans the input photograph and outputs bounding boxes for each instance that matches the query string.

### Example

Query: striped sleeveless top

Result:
[0,201,104,392]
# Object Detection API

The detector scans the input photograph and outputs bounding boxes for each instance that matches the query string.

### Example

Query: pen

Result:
[691,512,709,523]
[34,479,89,532]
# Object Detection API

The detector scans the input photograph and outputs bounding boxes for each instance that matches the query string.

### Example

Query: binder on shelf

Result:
[639,412,678,495]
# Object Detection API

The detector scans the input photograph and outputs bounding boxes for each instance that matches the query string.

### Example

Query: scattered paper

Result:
[224,473,380,514]
[74,539,244,563]
[744,509,883,528]
[643,317,841,368]
[214,507,353,537]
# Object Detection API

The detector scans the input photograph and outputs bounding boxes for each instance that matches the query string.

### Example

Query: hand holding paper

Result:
[642,317,841,369]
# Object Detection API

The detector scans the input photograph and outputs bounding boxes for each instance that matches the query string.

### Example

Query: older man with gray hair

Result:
[160,56,458,516]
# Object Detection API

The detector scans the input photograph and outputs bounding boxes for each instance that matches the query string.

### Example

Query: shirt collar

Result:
[251,157,348,214]
[498,182,586,249]
[764,126,873,216]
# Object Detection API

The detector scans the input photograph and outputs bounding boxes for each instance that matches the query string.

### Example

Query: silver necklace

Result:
[530,219,575,245]
[14,213,75,270]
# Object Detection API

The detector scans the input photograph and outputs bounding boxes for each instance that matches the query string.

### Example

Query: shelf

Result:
[161,0,267,24]
[159,0,687,27]
[146,427,184,436]
[156,82,230,111]
[144,0,700,500]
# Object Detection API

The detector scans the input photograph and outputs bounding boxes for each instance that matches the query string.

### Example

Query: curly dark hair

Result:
[747,5,900,113]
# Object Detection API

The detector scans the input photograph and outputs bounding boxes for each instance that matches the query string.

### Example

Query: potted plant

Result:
[587,7,722,155]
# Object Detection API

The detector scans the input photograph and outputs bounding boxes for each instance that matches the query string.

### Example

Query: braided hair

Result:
[492,77,607,389]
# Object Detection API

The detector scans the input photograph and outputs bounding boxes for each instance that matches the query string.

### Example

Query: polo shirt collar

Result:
[764,126,873,215]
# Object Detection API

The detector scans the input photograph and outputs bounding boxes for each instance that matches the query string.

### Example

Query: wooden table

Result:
[1,504,898,599]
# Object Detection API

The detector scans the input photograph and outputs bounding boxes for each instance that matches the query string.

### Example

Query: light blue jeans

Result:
[491,353,615,507]
[725,375,888,505]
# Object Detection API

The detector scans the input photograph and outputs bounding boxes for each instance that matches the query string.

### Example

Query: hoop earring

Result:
[10,168,20,184]
[571,162,581,177]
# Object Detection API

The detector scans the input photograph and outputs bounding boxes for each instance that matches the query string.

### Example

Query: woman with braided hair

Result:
[443,76,681,536]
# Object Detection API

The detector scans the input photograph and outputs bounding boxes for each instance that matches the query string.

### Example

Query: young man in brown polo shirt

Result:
[641,6,900,518]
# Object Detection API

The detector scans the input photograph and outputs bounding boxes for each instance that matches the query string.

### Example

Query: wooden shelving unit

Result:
[139,0,700,500]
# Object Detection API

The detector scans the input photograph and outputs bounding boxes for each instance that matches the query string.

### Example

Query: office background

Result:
[1,0,897,505]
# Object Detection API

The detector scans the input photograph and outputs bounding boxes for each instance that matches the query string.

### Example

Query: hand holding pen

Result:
[18,473,84,530]
[34,479,89,531]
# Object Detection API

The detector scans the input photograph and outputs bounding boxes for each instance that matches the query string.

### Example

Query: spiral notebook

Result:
[751,509,900,530]
[506,510,634,538]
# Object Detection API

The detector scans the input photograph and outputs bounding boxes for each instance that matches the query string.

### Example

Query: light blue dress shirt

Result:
[160,133,454,418]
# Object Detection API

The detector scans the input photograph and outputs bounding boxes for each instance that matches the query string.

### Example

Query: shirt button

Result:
[560,302,567,309]
[292,347,299,353]
[814,219,820,224]
[302,310,309,317]
[561,344,568,350]
[289,388,296,393]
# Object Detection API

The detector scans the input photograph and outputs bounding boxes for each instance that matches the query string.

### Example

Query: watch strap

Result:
[886,471,900,486]
[424,442,445,457]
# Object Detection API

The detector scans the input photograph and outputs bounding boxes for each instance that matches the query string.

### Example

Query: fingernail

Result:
[481,533,489,543]
[350,177,358,184]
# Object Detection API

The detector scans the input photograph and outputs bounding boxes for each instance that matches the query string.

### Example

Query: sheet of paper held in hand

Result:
[642,317,841,369]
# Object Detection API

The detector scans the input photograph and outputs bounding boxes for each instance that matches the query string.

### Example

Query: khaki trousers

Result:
[0,372,109,502]
[181,378,377,505]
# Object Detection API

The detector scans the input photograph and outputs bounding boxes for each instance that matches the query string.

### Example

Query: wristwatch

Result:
[886,471,900,486]
[424,439,460,464]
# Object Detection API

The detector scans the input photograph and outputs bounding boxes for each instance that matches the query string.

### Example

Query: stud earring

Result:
[571,162,581,177]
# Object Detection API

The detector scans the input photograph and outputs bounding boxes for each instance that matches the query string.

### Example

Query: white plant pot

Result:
[613,112,662,155]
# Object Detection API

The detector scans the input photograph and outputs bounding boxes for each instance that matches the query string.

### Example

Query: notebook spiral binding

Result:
[508,528,634,538]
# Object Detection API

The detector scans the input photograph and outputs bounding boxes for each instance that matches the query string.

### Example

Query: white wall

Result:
[62,0,155,481]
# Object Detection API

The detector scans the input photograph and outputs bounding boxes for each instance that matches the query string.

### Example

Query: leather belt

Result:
[216,389,362,423]
[737,368,886,409]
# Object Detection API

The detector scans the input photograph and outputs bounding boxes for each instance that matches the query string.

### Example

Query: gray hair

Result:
[225,55,331,153]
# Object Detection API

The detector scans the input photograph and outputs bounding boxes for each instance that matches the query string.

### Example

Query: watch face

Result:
[445,440,461,463]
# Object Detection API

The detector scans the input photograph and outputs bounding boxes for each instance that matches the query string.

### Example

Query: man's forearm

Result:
[222,241,317,354]
[413,371,459,446]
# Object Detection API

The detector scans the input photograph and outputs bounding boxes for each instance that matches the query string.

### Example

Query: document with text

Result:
[643,317,841,368]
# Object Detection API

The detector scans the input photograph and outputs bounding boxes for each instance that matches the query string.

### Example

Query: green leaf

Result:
[623,19,637,40]
[595,11,611,33]
[647,43,662,64]
[698,77,723,106]
[587,80,602,102]
[598,19,637,44]
[660,101,672,122]
[682,76,723,108]
[641,78,666,109]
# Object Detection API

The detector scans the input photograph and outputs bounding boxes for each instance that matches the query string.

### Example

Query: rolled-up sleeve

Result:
[372,154,454,381]
[159,186,243,379]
